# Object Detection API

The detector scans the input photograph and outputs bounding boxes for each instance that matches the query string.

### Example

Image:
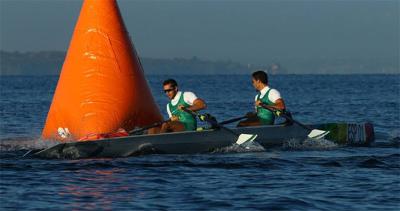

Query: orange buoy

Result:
[42,0,163,141]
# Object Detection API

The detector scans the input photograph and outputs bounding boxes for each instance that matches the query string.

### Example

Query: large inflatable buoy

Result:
[42,0,163,141]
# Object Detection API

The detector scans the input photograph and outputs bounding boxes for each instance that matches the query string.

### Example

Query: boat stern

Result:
[314,122,375,146]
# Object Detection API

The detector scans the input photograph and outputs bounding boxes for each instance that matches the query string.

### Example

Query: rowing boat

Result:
[33,122,374,159]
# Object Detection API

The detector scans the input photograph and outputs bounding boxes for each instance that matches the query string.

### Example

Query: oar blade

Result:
[236,134,258,145]
[307,129,330,139]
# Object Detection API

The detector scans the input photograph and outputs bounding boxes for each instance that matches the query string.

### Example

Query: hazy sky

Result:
[0,0,398,64]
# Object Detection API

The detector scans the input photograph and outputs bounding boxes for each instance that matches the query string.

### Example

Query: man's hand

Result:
[178,105,185,110]
[255,100,262,107]
[259,103,283,116]
[171,115,179,121]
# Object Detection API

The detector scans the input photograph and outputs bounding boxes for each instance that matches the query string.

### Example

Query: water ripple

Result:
[1,75,399,210]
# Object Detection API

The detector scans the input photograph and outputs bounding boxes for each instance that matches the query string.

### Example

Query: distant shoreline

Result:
[1,51,398,75]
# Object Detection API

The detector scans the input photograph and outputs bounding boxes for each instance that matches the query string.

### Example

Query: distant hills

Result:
[0,51,398,75]
[0,51,252,75]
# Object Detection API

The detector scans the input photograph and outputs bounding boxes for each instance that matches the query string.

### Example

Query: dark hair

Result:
[163,79,178,87]
[252,70,268,85]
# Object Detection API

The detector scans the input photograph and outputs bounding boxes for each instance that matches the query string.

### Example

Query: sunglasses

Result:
[163,88,175,93]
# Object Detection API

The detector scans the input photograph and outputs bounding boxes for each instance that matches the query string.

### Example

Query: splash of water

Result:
[283,137,338,150]
[213,140,266,153]
[0,137,60,152]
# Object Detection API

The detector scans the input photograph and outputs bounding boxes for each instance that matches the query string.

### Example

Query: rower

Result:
[159,79,207,133]
[238,70,287,127]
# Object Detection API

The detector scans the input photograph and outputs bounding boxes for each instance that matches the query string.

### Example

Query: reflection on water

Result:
[60,168,130,210]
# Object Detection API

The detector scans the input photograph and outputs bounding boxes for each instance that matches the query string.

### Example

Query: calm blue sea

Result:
[1,74,399,210]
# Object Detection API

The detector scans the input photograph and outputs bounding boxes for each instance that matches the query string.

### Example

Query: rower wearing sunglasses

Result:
[160,79,207,133]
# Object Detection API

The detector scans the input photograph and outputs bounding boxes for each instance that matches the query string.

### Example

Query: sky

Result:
[0,0,398,65]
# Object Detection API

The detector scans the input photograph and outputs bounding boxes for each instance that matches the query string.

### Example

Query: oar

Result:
[260,103,329,139]
[128,119,171,135]
[182,107,258,145]
[219,115,249,125]
[22,149,42,158]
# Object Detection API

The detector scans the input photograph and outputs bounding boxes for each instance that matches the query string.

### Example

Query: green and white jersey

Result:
[167,91,198,131]
[254,86,281,125]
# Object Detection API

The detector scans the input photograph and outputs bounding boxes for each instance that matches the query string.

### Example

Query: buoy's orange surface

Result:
[42,0,163,141]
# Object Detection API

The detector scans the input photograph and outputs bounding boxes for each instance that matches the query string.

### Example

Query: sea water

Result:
[1,74,399,210]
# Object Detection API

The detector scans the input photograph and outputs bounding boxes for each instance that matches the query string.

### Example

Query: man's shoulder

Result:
[183,91,198,105]
[183,91,195,95]
[268,88,282,102]
[269,88,280,94]
[183,91,197,98]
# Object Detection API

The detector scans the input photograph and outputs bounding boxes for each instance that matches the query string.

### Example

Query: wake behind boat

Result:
[33,122,374,159]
